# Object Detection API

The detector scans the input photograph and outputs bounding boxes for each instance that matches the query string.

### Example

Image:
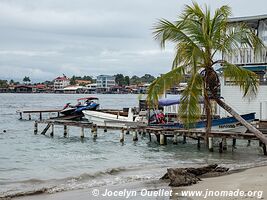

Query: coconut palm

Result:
[147,2,267,145]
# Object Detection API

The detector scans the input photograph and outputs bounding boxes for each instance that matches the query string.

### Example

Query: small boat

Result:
[60,97,100,117]
[83,108,145,128]
[150,96,255,133]
[150,112,255,133]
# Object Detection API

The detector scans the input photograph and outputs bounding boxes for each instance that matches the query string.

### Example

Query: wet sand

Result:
[15,166,267,200]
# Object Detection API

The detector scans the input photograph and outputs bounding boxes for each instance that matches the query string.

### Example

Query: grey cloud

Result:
[0,0,266,82]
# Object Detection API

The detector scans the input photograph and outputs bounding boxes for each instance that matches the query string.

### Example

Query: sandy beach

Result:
[14,165,267,200]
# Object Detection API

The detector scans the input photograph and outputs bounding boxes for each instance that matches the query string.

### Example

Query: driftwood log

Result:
[161,164,229,187]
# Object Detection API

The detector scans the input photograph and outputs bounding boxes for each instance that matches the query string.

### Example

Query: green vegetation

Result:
[23,76,31,84]
[147,2,267,144]
[0,80,8,88]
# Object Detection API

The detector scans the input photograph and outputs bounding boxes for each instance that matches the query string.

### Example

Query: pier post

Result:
[208,137,214,152]
[183,134,187,144]
[247,140,251,147]
[80,127,85,138]
[92,125,97,139]
[219,141,223,153]
[197,137,201,149]
[263,144,267,156]
[39,112,42,120]
[64,125,68,137]
[133,130,138,141]
[173,133,178,145]
[126,128,130,135]
[222,138,227,151]
[148,131,152,142]
[120,128,125,143]
[50,124,54,137]
[160,132,165,145]
[232,138,236,149]
[34,121,38,134]
[19,112,22,120]
[28,114,31,120]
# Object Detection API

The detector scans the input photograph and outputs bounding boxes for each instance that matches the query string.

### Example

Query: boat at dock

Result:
[83,108,146,128]
[150,112,256,133]
[60,97,99,117]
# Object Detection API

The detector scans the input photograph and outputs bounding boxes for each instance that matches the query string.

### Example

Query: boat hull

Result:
[83,110,134,128]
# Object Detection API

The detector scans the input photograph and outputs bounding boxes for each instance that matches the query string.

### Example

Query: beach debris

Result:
[161,164,229,187]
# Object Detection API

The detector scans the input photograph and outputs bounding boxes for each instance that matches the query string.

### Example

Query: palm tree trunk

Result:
[204,92,212,144]
[214,97,267,145]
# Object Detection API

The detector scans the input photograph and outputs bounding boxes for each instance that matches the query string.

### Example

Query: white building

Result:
[53,76,70,91]
[96,75,116,92]
[220,15,267,120]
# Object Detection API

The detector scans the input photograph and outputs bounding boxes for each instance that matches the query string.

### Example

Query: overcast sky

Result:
[0,0,267,82]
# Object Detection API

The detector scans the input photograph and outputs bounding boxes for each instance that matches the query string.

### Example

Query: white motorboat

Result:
[83,108,146,128]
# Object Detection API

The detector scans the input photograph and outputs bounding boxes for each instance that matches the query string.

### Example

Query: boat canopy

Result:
[158,96,222,106]
[77,97,99,101]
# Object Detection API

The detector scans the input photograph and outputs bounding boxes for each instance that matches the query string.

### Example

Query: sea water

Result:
[0,93,267,198]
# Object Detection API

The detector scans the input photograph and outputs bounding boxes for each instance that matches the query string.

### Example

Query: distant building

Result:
[14,85,33,93]
[86,83,97,93]
[96,75,116,92]
[63,85,86,94]
[54,76,70,91]
[220,15,267,120]
[75,80,91,86]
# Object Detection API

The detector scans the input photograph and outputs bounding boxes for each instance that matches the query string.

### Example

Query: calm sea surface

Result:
[0,93,267,197]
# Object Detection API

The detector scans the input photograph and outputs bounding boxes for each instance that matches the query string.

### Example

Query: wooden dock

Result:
[17,109,61,120]
[33,119,267,155]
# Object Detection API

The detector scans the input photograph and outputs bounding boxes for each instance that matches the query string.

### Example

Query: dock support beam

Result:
[133,130,138,141]
[120,128,125,143]
[208,137,214,152]
[222,138,227,151]
[34,121,38,134]
[173,133,178,145]
[80,127,85,138]
[126,128,130,135]
[197,137,201,149]
[28,114,31,120]
[64,125,68,137]
[183,134,186,144]
[19,112,22,120]
[39,112,42,120]
[160,132,166,145]
[92,125,97,139]
[148,131,151,142]
[50,124,54,137]
[232,138,236,149]
[263,144,267,156]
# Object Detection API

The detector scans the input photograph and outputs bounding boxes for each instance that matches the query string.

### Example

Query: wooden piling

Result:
[39,112,42,120]
[219,141,223,153]
[232,138,236,148]
[160,132,165,145]
[19,112,22,120]
[222,138,227,150]
[173,133,178,145]
[208,137,214,152]
[120,128,125,143]
[247,140,251,147]
[197,137,201,149]
[64,125,68,137]
[28,114,31,120]
[41,123,51,135]
[183,134,187,144]
[50,124,54,137]
[126,128,130,135]
[263,144,267,155]
[34,121,38,134]
[92,125,97,139]
[133,130,138,141]
[80,127,85,138]
[148,132,152,142]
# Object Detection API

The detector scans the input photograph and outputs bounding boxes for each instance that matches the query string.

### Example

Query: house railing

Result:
[223,47,267,65]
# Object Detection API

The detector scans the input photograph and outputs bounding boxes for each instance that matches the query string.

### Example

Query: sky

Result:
[0,0,267,82]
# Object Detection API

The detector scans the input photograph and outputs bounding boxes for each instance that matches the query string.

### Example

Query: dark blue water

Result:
[0,93,266,197]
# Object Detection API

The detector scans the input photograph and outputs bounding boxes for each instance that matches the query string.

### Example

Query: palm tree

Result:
[147,2,267,145]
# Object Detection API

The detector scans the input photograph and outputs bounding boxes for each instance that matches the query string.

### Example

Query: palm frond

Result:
[146,65,186,107]
[222,62,259,97]
[178,72,203,128]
